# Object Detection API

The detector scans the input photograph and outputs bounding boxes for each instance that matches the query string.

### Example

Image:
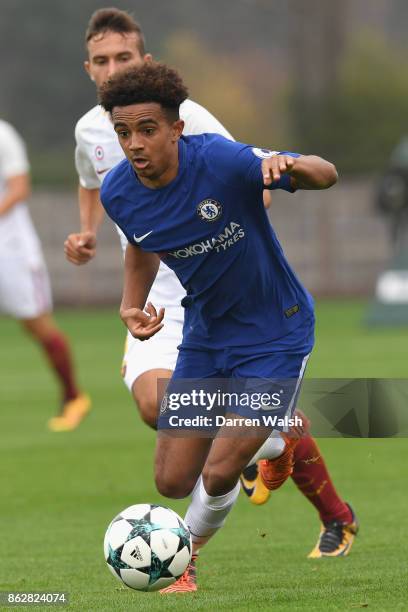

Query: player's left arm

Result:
[262,154,338,191]
[206,139,337,196]
[0,173,30,215]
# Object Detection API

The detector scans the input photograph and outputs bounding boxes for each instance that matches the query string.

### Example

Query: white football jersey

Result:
[0,120,40,261]
[0,120,31,236]
[75,100,233,321]
[0,120,30,187]
[0,120,52,317]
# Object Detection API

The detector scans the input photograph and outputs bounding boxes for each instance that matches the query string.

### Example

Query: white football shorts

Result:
[0,204,52,319]
[122,317,183,391]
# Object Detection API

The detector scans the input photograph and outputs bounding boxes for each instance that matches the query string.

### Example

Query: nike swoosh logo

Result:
[133,230,153,243]
[239,476,255,496]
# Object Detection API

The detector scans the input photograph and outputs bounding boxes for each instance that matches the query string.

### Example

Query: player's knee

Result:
[20,317,42,338]
[154,470,196,499]
[202,463,238,497]
[20,314,56,341]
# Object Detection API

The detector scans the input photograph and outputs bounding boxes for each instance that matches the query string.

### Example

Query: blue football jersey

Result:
[101,134,314,349]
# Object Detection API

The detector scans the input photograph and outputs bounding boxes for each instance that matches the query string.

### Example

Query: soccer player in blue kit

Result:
[99,62,338,593]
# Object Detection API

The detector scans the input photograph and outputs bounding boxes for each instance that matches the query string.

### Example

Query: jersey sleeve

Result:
[74,124,100,190]
[252,149,301,193]
[206,137,300,194]
[180,99,234,140]
[0,121,30,178]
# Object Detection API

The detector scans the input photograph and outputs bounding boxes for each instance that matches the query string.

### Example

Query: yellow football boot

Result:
[308,504,359,558]
[47,393,91,432]
[240,462,271,505]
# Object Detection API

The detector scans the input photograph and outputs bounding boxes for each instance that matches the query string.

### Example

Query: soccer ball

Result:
[104,504,192,592]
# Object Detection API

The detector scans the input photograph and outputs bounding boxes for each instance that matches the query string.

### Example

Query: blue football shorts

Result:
[158,316,314,433]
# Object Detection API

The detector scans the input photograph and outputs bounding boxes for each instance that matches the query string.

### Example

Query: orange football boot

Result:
[160,554,198,594]
[259,434,299,490]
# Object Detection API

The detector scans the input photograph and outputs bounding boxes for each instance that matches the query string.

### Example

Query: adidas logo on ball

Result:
[129,546,143,561]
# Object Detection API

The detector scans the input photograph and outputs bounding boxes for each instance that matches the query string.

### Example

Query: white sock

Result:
[184,476,240,546]
[246,432,285,466]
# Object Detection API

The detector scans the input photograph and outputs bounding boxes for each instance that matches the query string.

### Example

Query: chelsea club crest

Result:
[197,199,223,222]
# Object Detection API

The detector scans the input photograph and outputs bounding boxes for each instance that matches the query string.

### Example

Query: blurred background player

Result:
[64,7,358,559]
[0,119,90,431]
[241,432,358,558]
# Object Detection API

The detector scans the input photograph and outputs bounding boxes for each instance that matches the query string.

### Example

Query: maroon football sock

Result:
[39,331,79,403]
[291,435,352,524]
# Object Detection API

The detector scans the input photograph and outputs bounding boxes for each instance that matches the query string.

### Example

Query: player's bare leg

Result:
[159,420,284,593]
[131,368,172,429]
[155,435,212,499]
[21,312,91,431]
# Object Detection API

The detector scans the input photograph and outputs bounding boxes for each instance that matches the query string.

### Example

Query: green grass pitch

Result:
[0,301,407,611]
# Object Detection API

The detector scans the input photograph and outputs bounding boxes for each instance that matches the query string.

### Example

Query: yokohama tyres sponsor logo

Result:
[169,222,245,259]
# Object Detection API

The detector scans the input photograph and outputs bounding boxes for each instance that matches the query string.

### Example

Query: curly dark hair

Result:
[98,62,189,120]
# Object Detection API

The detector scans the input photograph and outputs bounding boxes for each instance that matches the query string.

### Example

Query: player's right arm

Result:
[64,185,104,265]
[120,244,164,340]
[0,174,30,216]
[65,127,105,265]
[0,121,31,216]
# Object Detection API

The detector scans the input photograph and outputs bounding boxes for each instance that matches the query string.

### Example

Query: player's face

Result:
[85,31,152,89]
[112,103,184,188]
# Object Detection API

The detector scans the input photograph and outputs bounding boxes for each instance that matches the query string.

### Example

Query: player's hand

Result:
[64,231,97,265]
[288,409,311,439]
[120,302,165,340]
[262,155,296,186]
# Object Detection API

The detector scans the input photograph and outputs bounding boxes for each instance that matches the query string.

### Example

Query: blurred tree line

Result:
[0,0,407,185]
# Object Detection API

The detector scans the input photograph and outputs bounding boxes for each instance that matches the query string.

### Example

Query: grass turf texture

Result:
[0,301,407,611]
